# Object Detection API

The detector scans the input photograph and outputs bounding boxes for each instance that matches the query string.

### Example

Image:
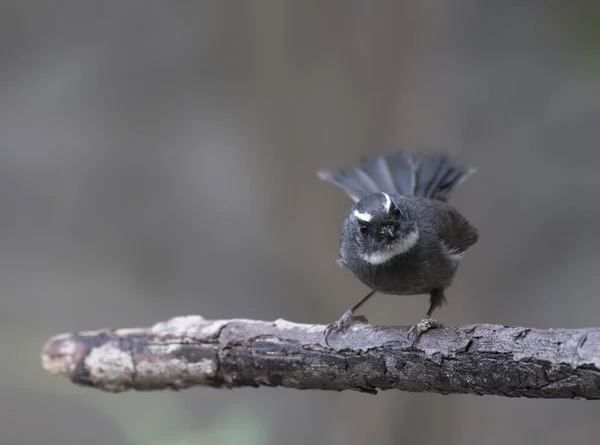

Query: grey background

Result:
[4,1,600,444]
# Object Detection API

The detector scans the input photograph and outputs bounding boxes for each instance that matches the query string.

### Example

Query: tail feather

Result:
[375,152,418,197]
[358,155,398,195]
[316,168,380,202]
[318,151,474,202]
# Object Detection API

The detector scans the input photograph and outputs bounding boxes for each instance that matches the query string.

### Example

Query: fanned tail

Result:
[317,151,475,202]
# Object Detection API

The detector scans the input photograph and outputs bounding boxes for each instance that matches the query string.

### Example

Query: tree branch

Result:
[41,315,600,398]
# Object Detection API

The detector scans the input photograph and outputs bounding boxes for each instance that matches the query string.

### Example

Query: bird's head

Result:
[347,192,419,265]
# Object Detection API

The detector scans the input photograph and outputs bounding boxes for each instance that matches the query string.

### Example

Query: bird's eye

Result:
[359,224,368,234]
[390,206,401,218]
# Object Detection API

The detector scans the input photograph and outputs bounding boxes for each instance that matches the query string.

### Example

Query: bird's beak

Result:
[383,226,395,238]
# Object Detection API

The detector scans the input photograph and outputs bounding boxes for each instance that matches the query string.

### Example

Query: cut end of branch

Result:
[42,333,75,377]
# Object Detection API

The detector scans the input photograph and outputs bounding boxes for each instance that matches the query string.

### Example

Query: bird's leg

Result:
[324,290,376,346]
[407,288,446,340]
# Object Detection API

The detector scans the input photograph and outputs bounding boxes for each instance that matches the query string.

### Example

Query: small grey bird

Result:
[318,151,478,345]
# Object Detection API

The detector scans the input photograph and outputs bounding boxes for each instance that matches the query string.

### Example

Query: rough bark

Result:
[41,315,600,398]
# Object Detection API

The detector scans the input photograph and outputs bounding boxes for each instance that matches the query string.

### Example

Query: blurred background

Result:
[4,1,600,444]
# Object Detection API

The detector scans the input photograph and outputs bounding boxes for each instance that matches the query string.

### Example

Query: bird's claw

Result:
[324,310,368,346]
[407,316,442,341]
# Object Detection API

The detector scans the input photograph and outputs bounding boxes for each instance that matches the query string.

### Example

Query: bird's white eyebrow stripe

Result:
[353,210,372,222]
[382,192,391,213]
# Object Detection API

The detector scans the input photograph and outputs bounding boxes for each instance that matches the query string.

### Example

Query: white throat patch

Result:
[353,209,373,222]
[360,229,420,265]
[382,192,391,213]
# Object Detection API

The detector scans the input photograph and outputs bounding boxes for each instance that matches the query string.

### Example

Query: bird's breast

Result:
[347,247,457,295]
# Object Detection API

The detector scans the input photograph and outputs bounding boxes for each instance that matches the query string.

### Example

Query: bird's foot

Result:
[407,316,442,341]
[324,310,368,346]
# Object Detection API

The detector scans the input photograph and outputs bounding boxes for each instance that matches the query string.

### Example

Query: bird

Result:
[317,151,478,345]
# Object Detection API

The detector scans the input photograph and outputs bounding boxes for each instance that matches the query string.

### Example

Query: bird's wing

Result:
[438,205,479,255]
[419,199,478,256]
